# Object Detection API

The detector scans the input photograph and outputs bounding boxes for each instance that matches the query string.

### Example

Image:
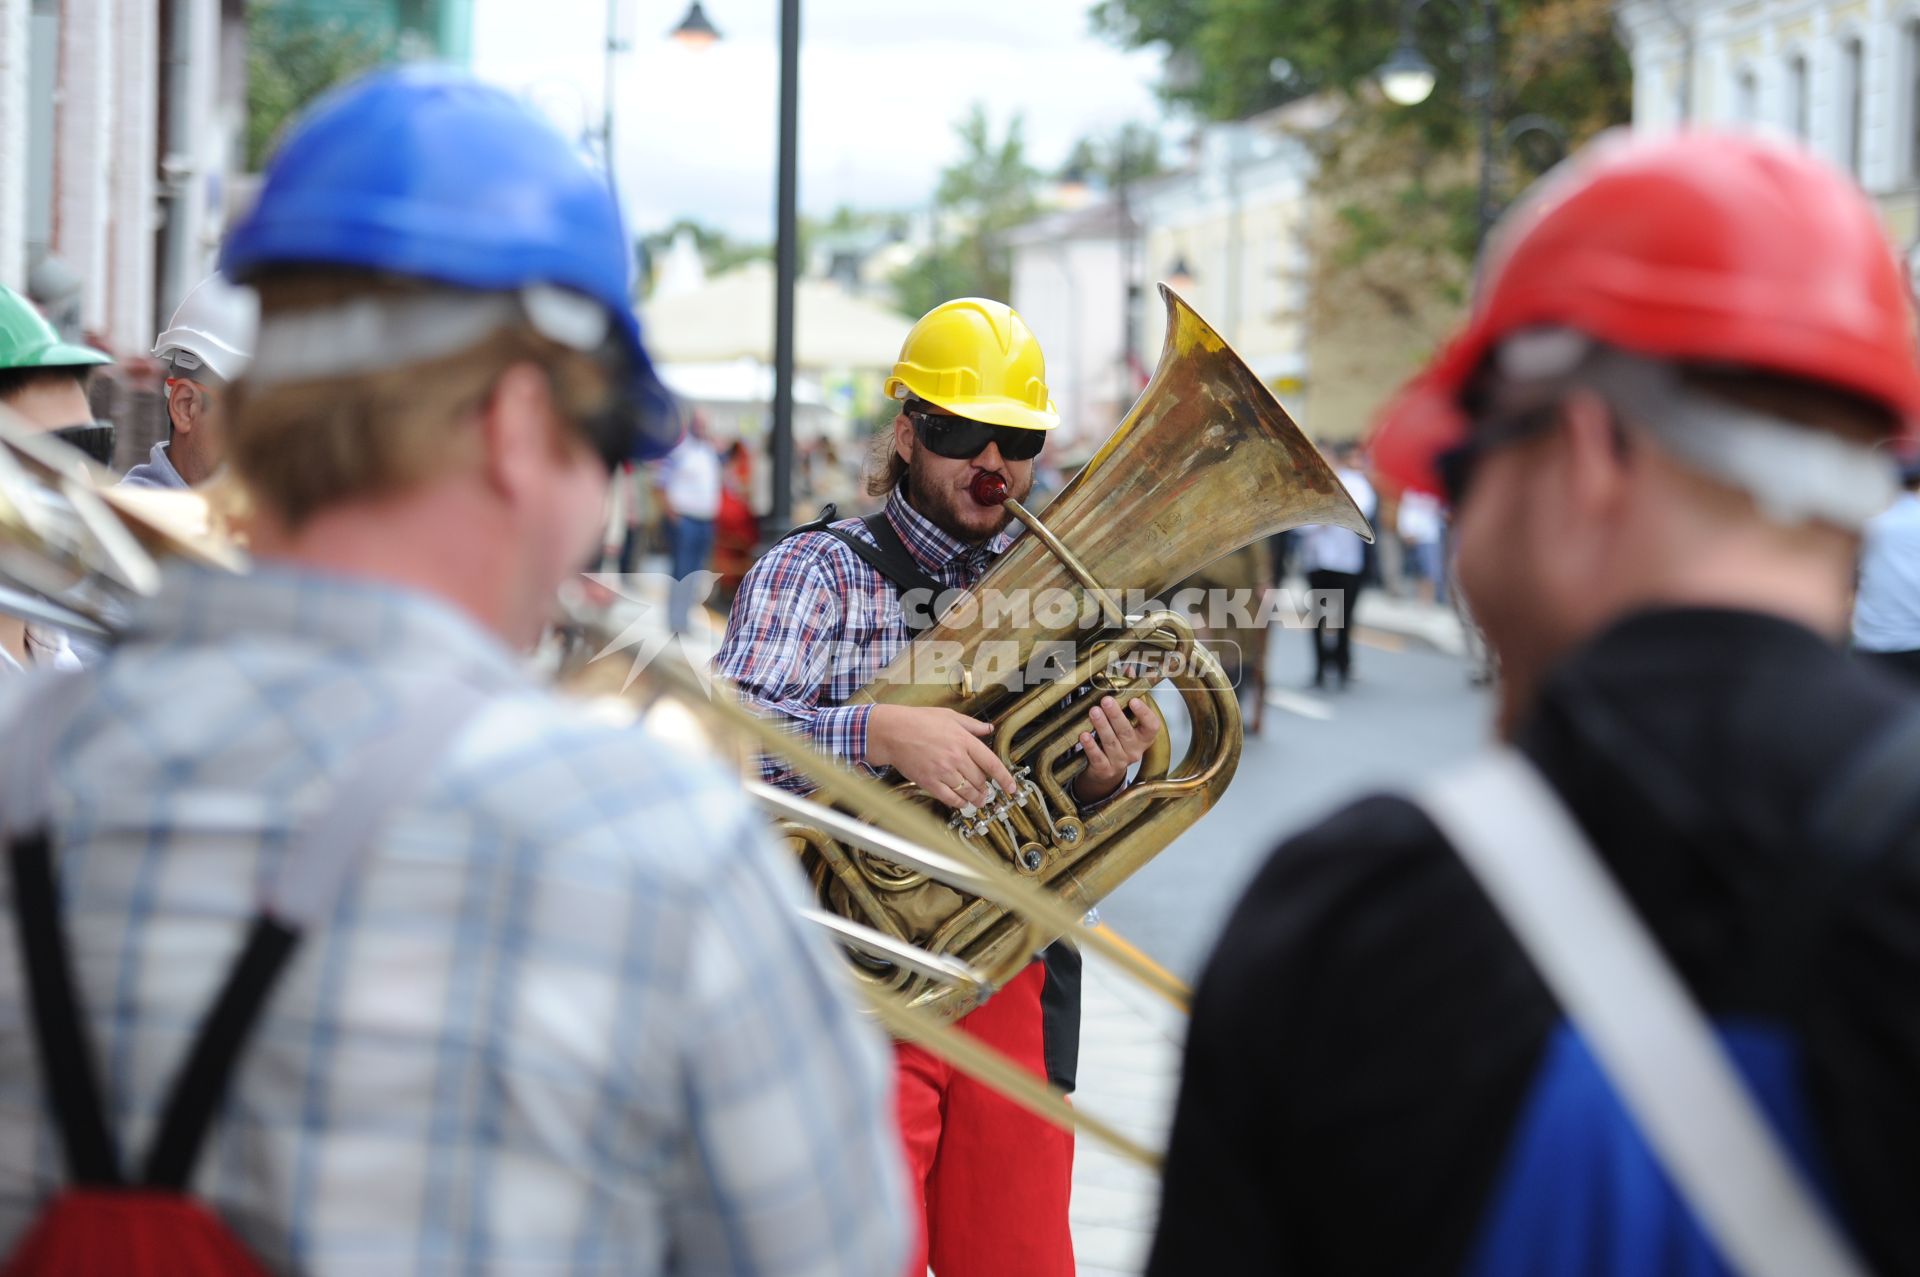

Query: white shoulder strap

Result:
[265,689,482,928]
[1415,749,1872,1277]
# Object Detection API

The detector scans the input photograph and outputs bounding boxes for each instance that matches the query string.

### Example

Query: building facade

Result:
[1132,109,1317,403]
[1619,0,1920,254]
[1008,103,1324,460]
[0,0,472,363]
[0,0,247,357]
[1006,202,1137,462]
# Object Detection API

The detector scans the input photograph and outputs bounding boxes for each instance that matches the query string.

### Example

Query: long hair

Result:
[862,415,907,497]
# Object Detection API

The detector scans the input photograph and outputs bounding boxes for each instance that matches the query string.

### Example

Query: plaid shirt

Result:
[0,562,907,1276]
[714,487,1019,791]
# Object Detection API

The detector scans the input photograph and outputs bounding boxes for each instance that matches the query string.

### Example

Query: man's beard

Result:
[904,451,1031,544]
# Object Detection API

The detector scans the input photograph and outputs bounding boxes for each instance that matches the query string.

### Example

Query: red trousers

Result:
[894,962,1076,1277]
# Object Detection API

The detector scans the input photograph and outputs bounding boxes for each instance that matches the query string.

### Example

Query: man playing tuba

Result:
[716,298,1162,1277]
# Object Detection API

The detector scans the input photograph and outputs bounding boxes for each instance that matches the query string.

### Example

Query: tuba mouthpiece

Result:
[970,471,1009,506]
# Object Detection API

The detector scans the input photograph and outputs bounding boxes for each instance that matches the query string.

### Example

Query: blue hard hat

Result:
[222,65,680,460]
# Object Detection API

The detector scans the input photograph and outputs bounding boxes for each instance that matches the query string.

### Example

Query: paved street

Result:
[1070,605,1495,1274]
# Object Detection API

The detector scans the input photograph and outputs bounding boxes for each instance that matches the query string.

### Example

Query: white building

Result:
[1619,0,1920,248]
[0,0,245,355]
[1005,202,1136,461]
[1132,107,1318,398]
[1008,101,1326,458]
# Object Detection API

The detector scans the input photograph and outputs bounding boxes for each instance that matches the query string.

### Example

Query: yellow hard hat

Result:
[883,298,1059,432]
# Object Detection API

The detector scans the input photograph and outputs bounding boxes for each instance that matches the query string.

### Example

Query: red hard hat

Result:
[1368,129,1920,497]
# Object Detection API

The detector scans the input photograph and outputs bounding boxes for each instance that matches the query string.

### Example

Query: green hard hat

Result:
[0,285,111,371]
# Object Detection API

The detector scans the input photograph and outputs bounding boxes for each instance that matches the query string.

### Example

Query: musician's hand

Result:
[868,704,1020,810]
[1074,695,1161,804]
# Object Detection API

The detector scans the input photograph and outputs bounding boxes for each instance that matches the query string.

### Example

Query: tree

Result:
[1092,0,1629,145]
[1056,123,1165,189]
[246,1,391,170]
[1096,0,1630,309]
[890,106,1040,316]
[1057,137,1103,183]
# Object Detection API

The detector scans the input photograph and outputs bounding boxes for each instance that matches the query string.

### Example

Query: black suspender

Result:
[10,829,125,1186]
[8,688,481,1192]
[782,503,949,635]
[7,829,297,1190]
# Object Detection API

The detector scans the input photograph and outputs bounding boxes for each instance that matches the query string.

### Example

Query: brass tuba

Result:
[784,287,1373,1019]
[0,412,1185,1167]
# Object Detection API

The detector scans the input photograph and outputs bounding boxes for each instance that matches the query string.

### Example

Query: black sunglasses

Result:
[1434,403,1562,506]
[566,342,651,473]
[906,401,1046,462]
[51,422,116,468]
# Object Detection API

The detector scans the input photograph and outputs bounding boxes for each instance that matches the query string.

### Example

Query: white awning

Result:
[641,262,912,369]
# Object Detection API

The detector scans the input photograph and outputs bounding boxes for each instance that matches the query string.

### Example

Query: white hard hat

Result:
[153,272,258,383]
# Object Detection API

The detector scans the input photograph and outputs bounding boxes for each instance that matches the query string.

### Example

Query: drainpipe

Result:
[157,0,195,326]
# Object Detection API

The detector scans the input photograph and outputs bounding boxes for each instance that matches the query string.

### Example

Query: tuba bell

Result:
[784,286,1374,1019]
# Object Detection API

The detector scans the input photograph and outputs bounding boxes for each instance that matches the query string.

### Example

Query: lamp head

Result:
[670,0,721,50]
[1379,44,1438,107]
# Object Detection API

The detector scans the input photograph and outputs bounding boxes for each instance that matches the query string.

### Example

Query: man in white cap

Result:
[123,271,257,489]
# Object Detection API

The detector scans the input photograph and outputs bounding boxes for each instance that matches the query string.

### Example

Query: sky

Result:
[469,0,1169,242]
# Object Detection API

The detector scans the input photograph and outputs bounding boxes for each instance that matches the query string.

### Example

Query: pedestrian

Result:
[810,435,856,510]
[0,284,116,674]
[1297,442,1377,689]
[1850,456,1920,682]
[658,411,721,632]
[713,438,758,602]
[124,271,257,490]
[600,458,650,575]
[1397,486,1446,604]
[1149,131,1920,1277]
[0,67,907,1276]
[56,271,258,669]
[0,284,114,465]
[716,297,1162,1277]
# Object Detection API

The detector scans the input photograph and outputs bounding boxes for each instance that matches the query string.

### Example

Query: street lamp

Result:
[1376,0,1498,249]
[669,1,722,47]
[772,0,802,532]
[1378,43,1438,108]
[1057,161,1093,207]
[602,2,723,194]
[678,2,803,532]
[1502,113,1568,176]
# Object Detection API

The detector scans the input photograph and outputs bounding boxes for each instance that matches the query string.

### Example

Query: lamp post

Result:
[1115,154,1143,392]
[601,2,725,195]
[770,0,801,531]
[1376,0,1500,250]
[688,2,800,533]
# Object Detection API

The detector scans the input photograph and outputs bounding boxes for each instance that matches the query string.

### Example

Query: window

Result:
[1787,54,1810,139]
[1738,67,1760,123]
[1843,37,1865,177]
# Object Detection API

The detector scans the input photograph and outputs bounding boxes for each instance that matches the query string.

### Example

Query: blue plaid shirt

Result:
[714,487,1019,791]
[0,562,908,1276]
